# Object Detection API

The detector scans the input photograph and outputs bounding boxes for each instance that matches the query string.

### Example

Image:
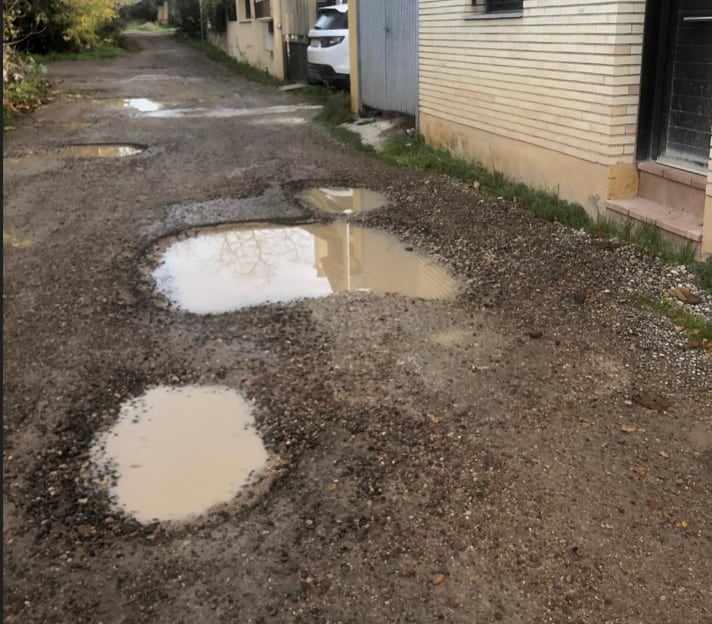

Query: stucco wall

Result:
[223,0,285,79]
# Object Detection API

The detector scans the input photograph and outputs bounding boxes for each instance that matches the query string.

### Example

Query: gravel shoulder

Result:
[3,34,711,624]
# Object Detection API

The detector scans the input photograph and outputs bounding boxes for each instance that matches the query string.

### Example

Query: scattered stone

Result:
[431,573,445,586]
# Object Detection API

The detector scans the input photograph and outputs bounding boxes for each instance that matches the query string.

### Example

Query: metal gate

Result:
[281,0,319,83]
[357,0,418,116]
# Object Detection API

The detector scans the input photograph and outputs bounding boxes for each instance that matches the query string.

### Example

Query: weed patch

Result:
[35,45,124,62]
[637,293,712,348]
[690,257,712,293]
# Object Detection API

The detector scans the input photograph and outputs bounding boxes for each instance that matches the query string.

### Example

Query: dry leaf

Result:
[646,499,665,510]
[658,450,670,459]
[432,573,445,586]
[632,392,671,412]
[621,424,636,433]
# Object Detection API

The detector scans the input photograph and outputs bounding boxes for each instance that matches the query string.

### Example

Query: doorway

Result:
[638,0,712,174]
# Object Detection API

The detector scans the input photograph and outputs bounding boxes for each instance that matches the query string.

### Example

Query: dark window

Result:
[254,0,270,19]
[226,0,237,22]
[314,8,348,30]
[242,0,251,20]
[470,0,523,14]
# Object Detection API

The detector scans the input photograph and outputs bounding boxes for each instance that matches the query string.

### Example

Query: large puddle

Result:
[144,104,321,119]
[299,188,387,214]
[90,386,268,523]
[151,223,458,313]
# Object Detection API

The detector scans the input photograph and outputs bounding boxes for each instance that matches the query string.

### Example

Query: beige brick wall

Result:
[419,0,645,167]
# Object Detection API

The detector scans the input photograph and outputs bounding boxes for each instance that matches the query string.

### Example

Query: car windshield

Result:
[314,9,348,30]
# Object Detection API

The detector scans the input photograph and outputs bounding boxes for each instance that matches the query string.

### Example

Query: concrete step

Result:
[637,161,705,220]
[605,196,703,245]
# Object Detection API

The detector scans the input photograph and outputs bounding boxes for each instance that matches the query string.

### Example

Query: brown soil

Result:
[3,34,711,624]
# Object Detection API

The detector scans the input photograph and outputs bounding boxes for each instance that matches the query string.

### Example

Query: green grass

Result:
[35,45,124,62]
[381,134,591,229]
[690,257,712,292]
[637,293,712,347]
[379,133,705,268]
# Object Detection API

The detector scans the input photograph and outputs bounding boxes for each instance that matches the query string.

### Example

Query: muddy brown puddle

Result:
[90,385,268,523]
[151,222,459,314]
[6,144,144,163]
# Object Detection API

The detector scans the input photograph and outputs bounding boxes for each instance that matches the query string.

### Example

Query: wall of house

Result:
[418,0,648,214]
[222,0,285,80]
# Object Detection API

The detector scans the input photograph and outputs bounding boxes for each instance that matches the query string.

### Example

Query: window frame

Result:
[239,0,252,22]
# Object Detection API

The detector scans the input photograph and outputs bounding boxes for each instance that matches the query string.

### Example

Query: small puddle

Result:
[6,144,144,163]
[299,188,387,215]
[123,98,162,112]
[144,104,321,119]
[94,98,163,112]
[151,222,458,313]
[3,228,33,248]
[90,385,268,523]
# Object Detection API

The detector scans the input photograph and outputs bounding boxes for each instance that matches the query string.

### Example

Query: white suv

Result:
[307,4,349,89]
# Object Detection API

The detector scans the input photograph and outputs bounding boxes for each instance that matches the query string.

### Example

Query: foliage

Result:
[4,0,129,54]
[120,0,159,24]
[3,0,51,128]
[171,0,202,37]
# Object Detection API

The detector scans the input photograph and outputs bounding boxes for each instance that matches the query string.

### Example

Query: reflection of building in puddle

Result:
[306,222,457,300]
[299,187,387,214]
[152,223,458,314]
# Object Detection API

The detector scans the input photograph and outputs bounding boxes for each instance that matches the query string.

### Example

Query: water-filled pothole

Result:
[299,188,387,214]
[6,144,145,163]
[151,222,458,314]
[90,385,268,523]
[94,97,163,112]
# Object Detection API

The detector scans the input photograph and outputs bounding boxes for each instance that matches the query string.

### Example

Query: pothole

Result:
[298,188,387,215]
[150,222,459,314]
[90,385,268,524]
[6,144,145,163]
[94,97,163,112]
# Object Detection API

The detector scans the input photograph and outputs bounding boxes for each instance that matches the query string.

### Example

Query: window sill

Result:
[238,18,252,23]
[256,16,273,22]
[464,12,523,21]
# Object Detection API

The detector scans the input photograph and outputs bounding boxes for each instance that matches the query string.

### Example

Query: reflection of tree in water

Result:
[176,226,315,282]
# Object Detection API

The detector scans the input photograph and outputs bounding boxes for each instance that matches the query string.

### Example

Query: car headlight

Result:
[310,36,344,48]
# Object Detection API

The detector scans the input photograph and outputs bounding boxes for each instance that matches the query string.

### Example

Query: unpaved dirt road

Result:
[3,34,711,624]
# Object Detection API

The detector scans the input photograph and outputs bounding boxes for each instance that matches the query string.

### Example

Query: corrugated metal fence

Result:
[357,0,418,116]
